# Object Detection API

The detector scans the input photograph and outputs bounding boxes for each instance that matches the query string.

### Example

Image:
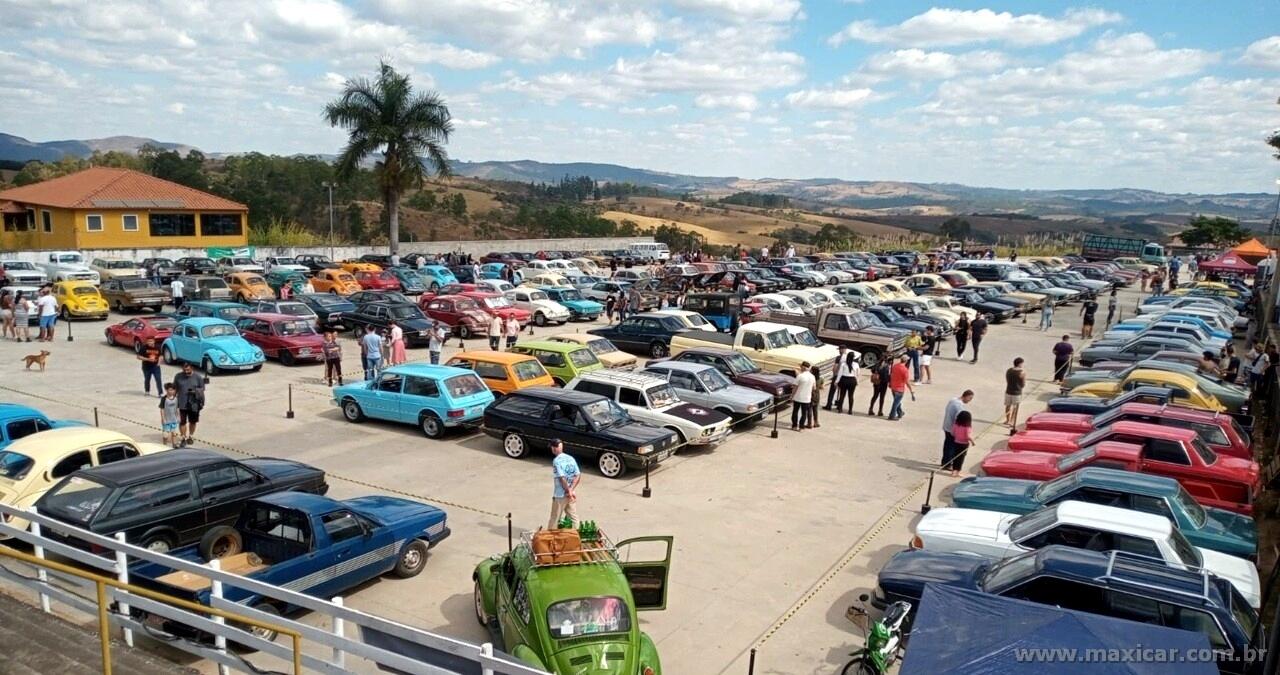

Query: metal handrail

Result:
[0,545,303,675]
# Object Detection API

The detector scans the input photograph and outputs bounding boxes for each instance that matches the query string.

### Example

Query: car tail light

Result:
[447,409,465,418]
[909,536,923,549]
[642,667,655,675]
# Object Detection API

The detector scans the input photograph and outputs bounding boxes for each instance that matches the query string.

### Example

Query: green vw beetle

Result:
[473,529,672,674]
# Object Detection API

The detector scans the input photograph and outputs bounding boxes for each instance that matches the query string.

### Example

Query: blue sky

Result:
[2,1,1278,193]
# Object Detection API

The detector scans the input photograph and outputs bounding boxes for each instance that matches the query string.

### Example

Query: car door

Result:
[314,510,396,597]
[172,324,195,361]
[667,370,704,406]
[107,471,201,546]
[614,536,673,610]
[400,375,444,424]
[196,462,264,528]
[363,372,404,421]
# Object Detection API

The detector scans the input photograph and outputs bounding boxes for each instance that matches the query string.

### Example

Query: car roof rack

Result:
[518,530,619,568]
[1099,550,1213,602]
[579,369,668,388]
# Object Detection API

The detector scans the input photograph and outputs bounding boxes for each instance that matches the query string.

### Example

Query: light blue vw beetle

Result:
[161,317,265,375]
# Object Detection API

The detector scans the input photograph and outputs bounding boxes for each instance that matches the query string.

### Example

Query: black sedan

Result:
[864,305,931,334]
[880,300,952,334]
[941,289,1014,322]
[482,387,678,479]
[174,256,217,275]
[296,293,356,330]
[588,313,689,357]
[347,290,412,306]
[36,448,327,553]
[1077,337,1201,368]
[342,301,435,346]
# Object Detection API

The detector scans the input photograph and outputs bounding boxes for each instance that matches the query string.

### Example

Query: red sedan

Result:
[1023,403,1252,460]
[460,291,530,325]
[981,432,1261,516]
[233,313,326,366]
[420,294,492,338]
[104,315,177,353]
[354,270,403,291]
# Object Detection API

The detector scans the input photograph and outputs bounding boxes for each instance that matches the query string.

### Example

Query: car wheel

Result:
[141,533,175,553]
[162,346,176,365]
[59,306,69,320]
[279,350,295,367]
[459,325,473,339]
[393,540,429,578]
[105,330,116,346]
[133,340,144,355]
[113,300,124,312]
[199,526,243,562]
[330,289,338,295]
[231,603,280,648]
[860,350,882,369]
[502,432,528,459]
[649,341,668,358]
[597,451,626,479]
[420,413,444,439]
[203,358,217,376]
[534,312,546,327]
[473,578,490,626]
[342,399,364,422]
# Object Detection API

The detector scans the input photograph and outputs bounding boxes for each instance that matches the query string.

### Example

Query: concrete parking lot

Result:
[0,290,1140,673]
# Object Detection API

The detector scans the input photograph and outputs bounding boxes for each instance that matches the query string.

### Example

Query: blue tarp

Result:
[900,584,1217,675]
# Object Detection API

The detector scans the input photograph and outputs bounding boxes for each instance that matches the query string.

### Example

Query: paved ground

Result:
[0,288,1144,674]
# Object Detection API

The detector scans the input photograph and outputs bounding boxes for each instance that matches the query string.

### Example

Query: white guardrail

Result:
[0,501,547,675]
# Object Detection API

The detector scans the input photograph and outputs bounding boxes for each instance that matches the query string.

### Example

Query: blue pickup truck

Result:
[129,492,450,641]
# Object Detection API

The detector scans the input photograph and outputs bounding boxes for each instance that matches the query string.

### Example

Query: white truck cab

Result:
[40,251,99,285]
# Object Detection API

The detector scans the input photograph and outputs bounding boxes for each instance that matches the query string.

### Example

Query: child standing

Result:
[159,383,180,448]
[944,410,973,477]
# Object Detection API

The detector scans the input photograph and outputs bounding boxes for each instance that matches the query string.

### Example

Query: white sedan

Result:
[504,287,571,326]
[913,501,1261,609]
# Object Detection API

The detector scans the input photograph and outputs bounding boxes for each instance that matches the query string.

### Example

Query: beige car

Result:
[90,257,144,280]
[0,427,170,536]
[546,333,638,370]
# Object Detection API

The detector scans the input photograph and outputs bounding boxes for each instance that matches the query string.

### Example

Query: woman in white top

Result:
[12,292,32,342]
[833,351,861,414]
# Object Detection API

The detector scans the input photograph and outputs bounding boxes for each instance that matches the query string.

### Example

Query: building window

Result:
[41,210,51,233]
[86,214,103,232]
[25,208,34,231]
[122,214,139,232]
[149,213,196,237]
[200,213,242,237]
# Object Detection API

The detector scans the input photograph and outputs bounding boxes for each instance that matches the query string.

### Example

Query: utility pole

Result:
[321,181,335,260]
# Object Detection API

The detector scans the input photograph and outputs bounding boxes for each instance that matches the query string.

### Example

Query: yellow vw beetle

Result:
[54,280,109,320]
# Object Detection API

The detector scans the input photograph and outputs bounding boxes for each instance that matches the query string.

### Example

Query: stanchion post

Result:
[286,384,295,419]
[748,647,756,675]
[921,471,935,514]
[642,460,651,498]
[770,401,779,438]
[93,407,100,427]
[506,513,512,553]
[66,317,73,342]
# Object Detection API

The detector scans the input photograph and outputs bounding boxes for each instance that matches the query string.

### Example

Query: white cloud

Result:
[395,42,500,69]
[694,93,758,111]
[830,7,1121,47]
[166,102,186,114]
[784,87,876,109]
[1240,36,1280,69]
[670,0,802,23]
[860,49,1007,80]
[619,104,679,115]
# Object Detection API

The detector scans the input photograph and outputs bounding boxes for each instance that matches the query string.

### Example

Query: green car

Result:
[1061,360,1250,411]
[509,340,604,386]
[473,531,672,674]
[265,269,307,295]
[951,467,1258,560]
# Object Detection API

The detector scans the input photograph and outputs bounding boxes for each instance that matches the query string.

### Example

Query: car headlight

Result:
[702,428,714,437]
[775,387,785,396]
[217,353,230,363]
[254,349,264,359]
[637,444,653,455]
[745,403,758,412]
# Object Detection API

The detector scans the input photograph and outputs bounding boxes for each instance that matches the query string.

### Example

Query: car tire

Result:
[105,330,116,346]
[59,306,69,320]
[199,526,243,562]
[113,300,124,312]
[279,350,295,367]
[597,451,626,479]
[393,540,429,578]
[420,413,444,439]
[342,398,364,422]
[459,325,473,339]
[473,577,490,626]
[140,533,175,553]
[133,340,144,355]
[649,342,668,358]
[203,358,217,376]
[860,349,882,369]
[534,312,546,327]
[162,346,176,365]
[231,602,280,648]
[502,432,528,459]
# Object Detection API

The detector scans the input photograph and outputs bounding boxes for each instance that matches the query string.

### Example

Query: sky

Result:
[2,0,1279,194]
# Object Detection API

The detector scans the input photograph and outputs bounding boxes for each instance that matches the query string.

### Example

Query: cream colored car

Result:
[90,257,144,280]
[547,333,638,370]
[0,428,170,536]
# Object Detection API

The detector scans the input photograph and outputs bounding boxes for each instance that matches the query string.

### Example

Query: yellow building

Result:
[0,167,248,251]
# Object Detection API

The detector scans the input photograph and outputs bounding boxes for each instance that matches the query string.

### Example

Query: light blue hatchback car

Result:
[332,364,495,438]
[161,317,265,375]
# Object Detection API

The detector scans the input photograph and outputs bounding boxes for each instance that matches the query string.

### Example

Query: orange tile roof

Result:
[0,167,246,211]
[0,201,23,214]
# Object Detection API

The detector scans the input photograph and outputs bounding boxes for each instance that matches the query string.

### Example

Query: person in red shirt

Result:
[888,354,914,421]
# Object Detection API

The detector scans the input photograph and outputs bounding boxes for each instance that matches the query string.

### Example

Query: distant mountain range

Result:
[2,132,1274,221]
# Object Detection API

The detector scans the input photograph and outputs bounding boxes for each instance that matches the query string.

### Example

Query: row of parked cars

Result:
[866,283,1264,673]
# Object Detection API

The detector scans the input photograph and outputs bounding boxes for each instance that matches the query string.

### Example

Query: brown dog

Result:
[21,351,51,372]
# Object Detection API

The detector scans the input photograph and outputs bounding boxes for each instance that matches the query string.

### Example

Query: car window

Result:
[1001,576,1106,615]
[1105,590,1163,624]
[513,360,548,381]
[6,417,52,442]
[546,597,631,638]
[573,380,616,399]
[618,387,644,406]
[108,473,193,517]
[444,374,486,398]
[51,450,93,479]
[471,361,507,380]
[197,464,258,496]
[1113,534,1162,559]
[1160,605,1230,651]
[1128,494,1175,521]
[1145,439,1190,465]
[96,443,140,465]
[377,374,404,393]
[494,395,550,418]
[242,503,311,545]
[403,376,440,397]
[668,371,699,391]
[1062,486,1125,508]
[321,511,366,543]
[514,581,531,623]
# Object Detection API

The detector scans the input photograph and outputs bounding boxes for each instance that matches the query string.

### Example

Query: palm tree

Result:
[324,61,452,253]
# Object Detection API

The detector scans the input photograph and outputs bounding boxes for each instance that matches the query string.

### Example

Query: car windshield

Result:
[1169,528,1203,566]
[398,269,422,281]
[72,287,99,296]
[40,476,113,524]
[105,260,136,269]
[1075,428,1108,448]
[722,351,760,374]
[582,398,630,428]
[683,313,708,326]
[696,368,732,392]
[451,298,478,312]
[275,320,317,336]
[1056,447,1097,472]
[243,275,266,285]
[791,330,820,347]
[547,596,632,639]
[3,261,35,270]
[304,294,345,307]
[199,279,229,289]
[388,305,425,320]
[274,303,314,317]
[528,291,549,301]
[1189,437,1217,465]
[202,324,239,338]
[120,279,155,290]
[444,374,486,398]
[763,329,793,349]
[1007,507,1060,542]
[568,348,600,368]
[1031,473,1081,502]
[513,359,548,381]
[647,384,679,408]
[484,297,512,309]
[0,450,35,480]
[585,338,618,355]
[878,307,905,322]
[338,273,355,282]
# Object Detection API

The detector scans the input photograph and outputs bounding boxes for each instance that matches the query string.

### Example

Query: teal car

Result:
[1062,360,1250,411]
[952,467,1258,560]
[418,265,458,292]
[161,317,265,375]
[387,267,428,294]
[541,286,603,321]
[333,364,495,439]
[1108,314,1232,341]
[173,300,253,322]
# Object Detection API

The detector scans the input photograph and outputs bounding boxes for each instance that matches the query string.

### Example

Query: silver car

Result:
[642,360,773,424]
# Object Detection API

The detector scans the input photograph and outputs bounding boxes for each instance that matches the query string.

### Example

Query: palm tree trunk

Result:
[387,189,400,255]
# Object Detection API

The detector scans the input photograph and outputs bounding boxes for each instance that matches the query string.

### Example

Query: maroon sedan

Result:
[354,270,403,291]
[233,312,325,365]
[420,294,492,338]
[1023,403,1252,460]
[104,315,177,354]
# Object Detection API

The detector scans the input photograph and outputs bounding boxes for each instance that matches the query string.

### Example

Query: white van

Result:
[627,242,670,262]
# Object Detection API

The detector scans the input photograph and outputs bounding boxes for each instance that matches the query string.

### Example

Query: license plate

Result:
[232,364,253,370]
[299,348,312,356]
[468,406,485,416]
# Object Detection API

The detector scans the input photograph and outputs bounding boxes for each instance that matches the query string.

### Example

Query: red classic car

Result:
[459,291,530,325]
[419,294,493,338]
[104,315,177,353]
[981,434,1261,516]
[1023,403,1252,460]
[353,270,403,291]
[233,313,326,365]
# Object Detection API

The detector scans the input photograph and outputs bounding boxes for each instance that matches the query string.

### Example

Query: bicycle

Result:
[839,593,911,675]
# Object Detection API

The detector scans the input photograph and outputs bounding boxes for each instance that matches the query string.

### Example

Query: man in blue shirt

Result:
[361,326,384,381]
[548,438,581,530]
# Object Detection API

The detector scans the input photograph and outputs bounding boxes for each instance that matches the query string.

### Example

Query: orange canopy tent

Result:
[1230,238,1271,263]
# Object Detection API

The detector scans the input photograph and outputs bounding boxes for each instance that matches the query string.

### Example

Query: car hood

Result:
[277,334,326,348]
[917,508,1014,546]
[1198,508,1259,553]
[664,403,732,427]
[980,450,1061,480]
[562,299,603,311]
[1007,429,1083,453]
[720,384,774,407]
[1023,412,1094,434]
[736,371,793,391]
[204,336,261,356]
[858,325,908,339]
[344,495,444,523]
[1060,370,1115,390]
[242,457,323,484]
[877,549,988,600]
[550,640,638,674]
[594,351,637,368]
[1198,548,1261,609]
[950,477,1041,513]
[600,421,678,447]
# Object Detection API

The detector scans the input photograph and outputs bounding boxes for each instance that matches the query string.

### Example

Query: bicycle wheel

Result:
[840,656,879,675]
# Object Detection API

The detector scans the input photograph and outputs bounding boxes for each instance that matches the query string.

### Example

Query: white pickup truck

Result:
[37,251,100,285]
